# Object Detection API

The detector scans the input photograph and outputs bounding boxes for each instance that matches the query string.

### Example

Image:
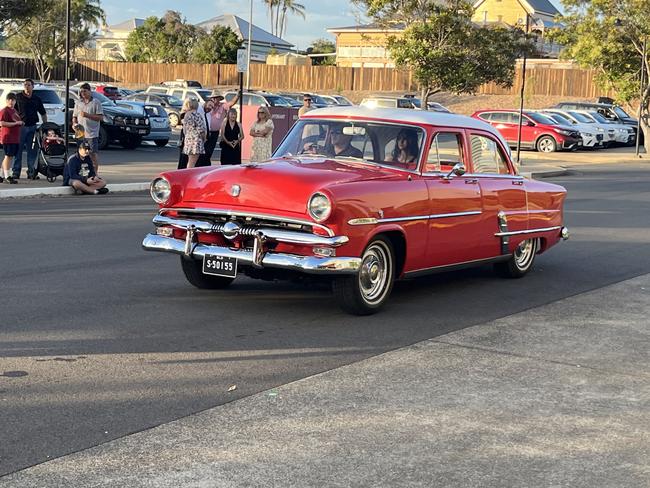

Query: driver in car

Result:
[303,125,363,159]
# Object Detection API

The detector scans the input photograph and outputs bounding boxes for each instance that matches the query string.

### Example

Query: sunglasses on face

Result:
[304,99,312,103]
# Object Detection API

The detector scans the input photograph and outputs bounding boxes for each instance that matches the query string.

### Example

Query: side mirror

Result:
[444,162,466,180]
[526,120,535,127]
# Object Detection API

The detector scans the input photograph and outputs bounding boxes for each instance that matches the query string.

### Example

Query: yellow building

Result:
[326,23,403,68]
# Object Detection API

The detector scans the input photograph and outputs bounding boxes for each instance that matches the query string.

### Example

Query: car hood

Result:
[179,157,397,214]
[102,104,144,117]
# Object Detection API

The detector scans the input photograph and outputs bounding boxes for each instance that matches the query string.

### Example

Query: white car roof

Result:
[302,106,506,142]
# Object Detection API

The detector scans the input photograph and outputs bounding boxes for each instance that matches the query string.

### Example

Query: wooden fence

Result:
[0,58,613,98]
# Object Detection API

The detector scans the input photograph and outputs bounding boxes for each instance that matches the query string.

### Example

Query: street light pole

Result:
[63,0,71,161]
[246,0,253,90]
[516,14,530,167]
[636,37,646,158]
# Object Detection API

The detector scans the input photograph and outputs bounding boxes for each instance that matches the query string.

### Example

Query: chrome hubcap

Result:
[359,244,390,303]
[514,239,535,269]
[539,139,554,152]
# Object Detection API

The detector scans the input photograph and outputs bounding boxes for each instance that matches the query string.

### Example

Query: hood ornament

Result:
[231,184,241,197]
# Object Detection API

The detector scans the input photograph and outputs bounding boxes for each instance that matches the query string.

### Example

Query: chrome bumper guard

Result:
[142,214,360,275]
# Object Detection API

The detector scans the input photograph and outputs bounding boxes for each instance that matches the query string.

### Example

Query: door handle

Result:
[512,180,524,186]
[465,178,478,184]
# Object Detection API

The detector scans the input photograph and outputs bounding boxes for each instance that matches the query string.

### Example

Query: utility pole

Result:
[63,0,71,160]
[246,0,253,90]
[516,14,530,167]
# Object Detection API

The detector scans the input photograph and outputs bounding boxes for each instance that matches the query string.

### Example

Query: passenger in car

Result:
[391,129,419,168]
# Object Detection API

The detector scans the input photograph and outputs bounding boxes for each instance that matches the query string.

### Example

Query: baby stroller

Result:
[36,122,67,183]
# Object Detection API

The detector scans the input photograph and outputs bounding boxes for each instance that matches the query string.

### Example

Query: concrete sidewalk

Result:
[2,273,648,487]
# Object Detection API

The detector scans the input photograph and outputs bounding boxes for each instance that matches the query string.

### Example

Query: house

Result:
[326,23,403,68]
[93,18,144,61]
[196,14,293,63]
[472,0,563,57]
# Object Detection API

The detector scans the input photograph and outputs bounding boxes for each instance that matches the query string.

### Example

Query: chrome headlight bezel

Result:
[308,192,332,222]
[150,177,171,204]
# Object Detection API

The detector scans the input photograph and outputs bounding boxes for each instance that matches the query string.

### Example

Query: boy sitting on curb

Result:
[63,141,108,194]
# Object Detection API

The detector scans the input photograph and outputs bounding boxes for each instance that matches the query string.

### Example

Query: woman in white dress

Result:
[249,106,274,162]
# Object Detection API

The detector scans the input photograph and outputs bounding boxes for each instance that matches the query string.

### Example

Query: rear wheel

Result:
[98,126,109,150]
[332,236,395,315]
[169,113,180,127]
[494,238,538,278]
[154,139,169,147]
[536,136,557,153]
[120,135,142,150]
[180,256,234,289]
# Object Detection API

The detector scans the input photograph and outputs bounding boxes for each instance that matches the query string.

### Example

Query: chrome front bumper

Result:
[142,234,361,274]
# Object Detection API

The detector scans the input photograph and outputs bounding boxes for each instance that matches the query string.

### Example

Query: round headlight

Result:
[308,192,332,222]
[150,177,171,204]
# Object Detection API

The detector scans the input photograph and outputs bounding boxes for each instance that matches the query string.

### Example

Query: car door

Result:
[422,130,484,266]
[488,112,518,144]
[467,131,528,258]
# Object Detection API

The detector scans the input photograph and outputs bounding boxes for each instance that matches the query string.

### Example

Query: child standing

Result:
[0,93,24,184]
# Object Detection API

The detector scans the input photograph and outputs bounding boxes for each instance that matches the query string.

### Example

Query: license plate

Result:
[138,129,148,134]
[203,254,237,278]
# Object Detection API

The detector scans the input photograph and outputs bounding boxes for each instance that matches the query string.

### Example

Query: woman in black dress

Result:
[219,108,243,165]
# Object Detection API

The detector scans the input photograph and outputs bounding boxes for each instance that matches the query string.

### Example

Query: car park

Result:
[537,110,602,148]
[472,109,582,152]
[145,85,213,104]
[0,81,65,128]
[117,100,170,147]
[142,106,569,315]
[360,96,417,109]
[54,86,150,149]
[126,92,183,127]
[574,110,636,145]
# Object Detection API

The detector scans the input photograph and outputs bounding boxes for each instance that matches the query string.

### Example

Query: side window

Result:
[250,95,265,106]
[171,90,184,100]
[490,113,509,123]
[507,112,520,125]
[224,93,236,103]
[397,99,411,108]
[477,112,493,122]
[425,132,463,173]
[470,134,510,175]
[243,94,253,105]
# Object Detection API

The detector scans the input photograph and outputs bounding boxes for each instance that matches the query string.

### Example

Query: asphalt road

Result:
[1,162,649,476]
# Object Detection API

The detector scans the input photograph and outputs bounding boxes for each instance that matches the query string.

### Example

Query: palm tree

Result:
[262,0,280,36]
[278,1,306,39]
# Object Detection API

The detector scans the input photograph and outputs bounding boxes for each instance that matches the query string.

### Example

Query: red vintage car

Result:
[142,107,569,315]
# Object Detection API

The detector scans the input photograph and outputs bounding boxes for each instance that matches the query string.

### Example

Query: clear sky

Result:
[100,0,365,50]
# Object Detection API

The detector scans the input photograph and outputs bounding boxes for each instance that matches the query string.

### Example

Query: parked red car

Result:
[142,107,569,314]
[472,109,582,153]
[95,84,122,100]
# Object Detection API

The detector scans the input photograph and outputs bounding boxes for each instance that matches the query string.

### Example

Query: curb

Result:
[0,182,150,199]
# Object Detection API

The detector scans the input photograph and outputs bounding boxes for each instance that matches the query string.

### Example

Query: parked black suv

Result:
[55,86,150,149]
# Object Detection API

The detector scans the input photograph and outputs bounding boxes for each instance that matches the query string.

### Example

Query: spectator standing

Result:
[72,83,103,172]
[298,95,314,117]
[13,78,47,180]
[181,98,207,168]
[219,108,243,165]
[0,93,24,184]
[63,141,108,194]
[198,90,241,166]
[249,106,274,162]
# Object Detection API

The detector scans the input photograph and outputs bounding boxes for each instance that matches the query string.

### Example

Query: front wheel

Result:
[98,126,109,150]
[154,139,169,147]
[120,134,142,150]
[169,113,180,127]
[536,135,557,153]
[180,256,234,289]
[494,238,538,278]
[332,236,395,315]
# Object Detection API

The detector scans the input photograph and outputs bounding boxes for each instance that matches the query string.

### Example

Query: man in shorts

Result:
[0,93,24,184]
[72,83,103,172]
[63,141,108,194]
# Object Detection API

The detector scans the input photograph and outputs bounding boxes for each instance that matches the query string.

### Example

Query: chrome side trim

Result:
[427,210,482,220]
[348,217,379,226]
[142,234,361,275]
[377,215,430,223]
[404,255,511,278]
[494,226,562,237]
[153,214,349,247]
[160,207,335,237]
[348,210,482,225]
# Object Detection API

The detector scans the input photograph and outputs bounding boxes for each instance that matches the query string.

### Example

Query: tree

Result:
[357,0,528,107]
[550,0,650,145]
[125,11,201,63]
[307,38,336,65]
[0,0,43,32]
[263,0,306,39]
[5,0,104,81]
[192,26,242,64]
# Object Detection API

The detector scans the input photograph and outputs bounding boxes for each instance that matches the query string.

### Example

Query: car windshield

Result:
[568,111,592,123]
[334,96,352,105]
[546,113,572,125]
[321,96,339,106]
[161,95,183,105]
[274,119,426,170]
[264,95,293,107]
[409,99,422,108]
[589,112,611,123]
[527,112,558,125]
[613,106,630,118]
[196,90,212,102]
[309,94,328,105]
[31,89,62,104]
[91,91,115,106]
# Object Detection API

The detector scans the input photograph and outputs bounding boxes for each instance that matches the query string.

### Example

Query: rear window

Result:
[29,90,62,104]
[103,87,119,95]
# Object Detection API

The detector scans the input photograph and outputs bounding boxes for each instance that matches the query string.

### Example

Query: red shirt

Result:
[0,107,21,144]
